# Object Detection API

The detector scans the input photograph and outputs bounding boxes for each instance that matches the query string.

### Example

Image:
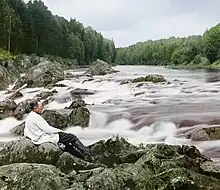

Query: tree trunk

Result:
[7,15,11,52]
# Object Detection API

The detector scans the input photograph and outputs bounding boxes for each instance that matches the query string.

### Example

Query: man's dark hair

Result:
[29,100,39,110]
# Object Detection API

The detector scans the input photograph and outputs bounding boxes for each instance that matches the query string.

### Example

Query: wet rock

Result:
[42,102,90,129]
[64,72,75,79]
[13,99,34,120]
[70,88,95,98]
[52,83,69,87]
[0,99,17,119]
[203,127,220,140]
[36,90,53,100]
[13,61,64,90]
[42,109,70,129]
[10,122,25,136]
[132,74,166,83]
[120,79,131,85]
[67,106,90,128]
[8,91,23,100]
[181,125,220,141]
[0,163,68,190]
[134,91,145,97]
[82,78,94,84]
[68,99,86,109]
[85,59,118,76]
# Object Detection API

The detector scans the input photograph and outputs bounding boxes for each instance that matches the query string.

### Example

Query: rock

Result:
[0,99,17,119]
[67,106,90,128]
[56,152,102,173]
[13,61,64,90]
[88,137,144,167]
[68,99,86,109]
[10,122,25,136]
[42,109,70,130]
[203,127,220,140]
[134,91,145,97]
[9,91,23,100]
[70,88,95,98]
[201,161,220,179]
[0,138,62,166]
[13,99,34,120]
[0,163,68,190]
[132,74,166,83]
[181,125,220,141]
[36,90,53,100]
[0,137,220,189]
[0,138,94,173]
[53,83,69,87]
[85,59,118,76]
[64,72,75,79]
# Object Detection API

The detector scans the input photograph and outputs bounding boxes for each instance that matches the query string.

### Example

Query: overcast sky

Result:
[28,0,220,47]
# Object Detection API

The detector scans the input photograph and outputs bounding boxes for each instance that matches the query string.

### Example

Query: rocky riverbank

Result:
[2,56,220,189]
[0,137,220,189]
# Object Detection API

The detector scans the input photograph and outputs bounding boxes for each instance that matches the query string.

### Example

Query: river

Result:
[1,65,220,160]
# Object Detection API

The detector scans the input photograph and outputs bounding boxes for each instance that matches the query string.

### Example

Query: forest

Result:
[116,23,220,68]
[0,0,116,65]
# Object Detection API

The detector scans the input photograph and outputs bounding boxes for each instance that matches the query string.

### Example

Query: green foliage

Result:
[116,23,220,69]
[203,24,220,63]
[0,0,116,66]
[0,49,15,60]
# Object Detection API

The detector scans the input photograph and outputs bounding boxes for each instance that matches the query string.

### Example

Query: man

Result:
[24,99,94,162]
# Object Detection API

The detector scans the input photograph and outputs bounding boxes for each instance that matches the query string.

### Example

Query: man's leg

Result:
[64,145,84,159]
[58,132,92,159]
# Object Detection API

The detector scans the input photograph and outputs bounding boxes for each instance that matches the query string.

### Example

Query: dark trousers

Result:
[58,132,91,159]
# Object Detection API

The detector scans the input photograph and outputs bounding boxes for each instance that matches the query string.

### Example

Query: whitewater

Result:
[1,65,220,160]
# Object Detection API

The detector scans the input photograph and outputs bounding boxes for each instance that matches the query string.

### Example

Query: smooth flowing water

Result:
[1,65,220,159]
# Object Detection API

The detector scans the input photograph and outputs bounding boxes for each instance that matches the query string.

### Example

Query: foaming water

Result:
[1,65,220,159]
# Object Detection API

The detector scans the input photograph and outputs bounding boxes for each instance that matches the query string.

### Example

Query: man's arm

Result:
[34,114,62,134]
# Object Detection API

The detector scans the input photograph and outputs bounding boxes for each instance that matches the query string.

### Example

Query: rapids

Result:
[1,65,220,160]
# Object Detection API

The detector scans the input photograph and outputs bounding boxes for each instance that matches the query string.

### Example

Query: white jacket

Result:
[24,111,62,145]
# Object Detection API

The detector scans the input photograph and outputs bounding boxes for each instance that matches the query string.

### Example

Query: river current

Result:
[1,65,220,160]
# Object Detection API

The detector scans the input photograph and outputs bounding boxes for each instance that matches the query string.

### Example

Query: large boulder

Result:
[10,122,25,136]
[85,59,118,76]
[176,125,220,141]
[0,163,68,190]
[42,106,90,129]
[13,99,34,120]
[36,90,53,100]
[13,61,64,90]
[67,106,90,128]
[42,109,70,130]
[0,60,20,90]
[0,99,17,119]
[132,74,166,83]
[70,88,95,99]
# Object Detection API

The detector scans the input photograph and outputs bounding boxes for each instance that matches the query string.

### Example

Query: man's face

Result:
[34,102,44,114]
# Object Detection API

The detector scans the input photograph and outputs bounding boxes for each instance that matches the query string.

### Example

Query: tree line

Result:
[0,0,116,65]
[116,23,220,67]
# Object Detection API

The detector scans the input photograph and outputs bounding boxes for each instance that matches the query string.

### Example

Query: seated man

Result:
[24,99,94,162]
